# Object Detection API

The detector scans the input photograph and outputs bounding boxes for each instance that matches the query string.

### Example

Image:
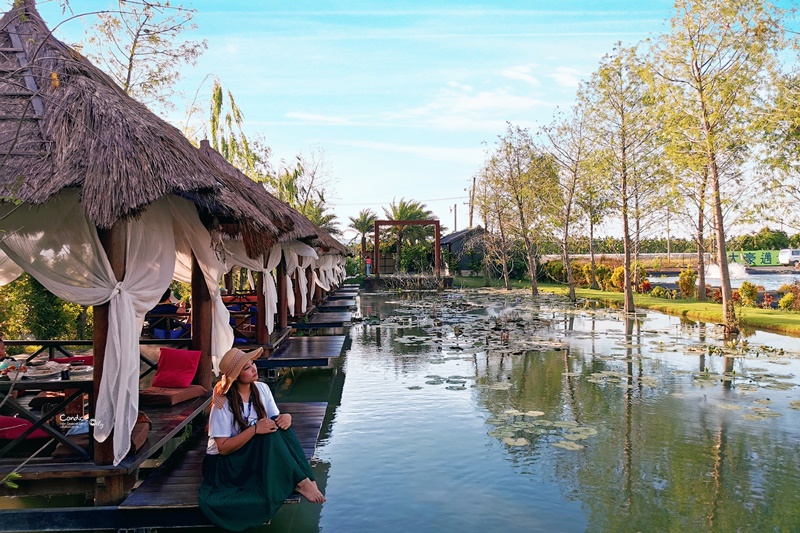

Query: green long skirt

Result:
[199,428,315,531]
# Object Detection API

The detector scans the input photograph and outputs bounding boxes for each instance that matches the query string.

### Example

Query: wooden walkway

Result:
[0,402,328,532]
[255,336,346,369]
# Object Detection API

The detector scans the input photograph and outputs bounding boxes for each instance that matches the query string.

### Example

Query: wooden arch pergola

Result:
[373,219,441,278]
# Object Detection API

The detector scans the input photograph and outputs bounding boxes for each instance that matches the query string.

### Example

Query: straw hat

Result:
[212,347,263,408]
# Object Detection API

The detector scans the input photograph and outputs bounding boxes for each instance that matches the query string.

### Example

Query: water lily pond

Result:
[256,289,800,533]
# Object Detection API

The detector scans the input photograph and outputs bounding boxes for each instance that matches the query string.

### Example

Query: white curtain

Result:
[298,255,315,313]
[281,241,317,317]
[226,241,281,335]
[0,249,23,286]
[168,197,233,374]
[0,192,175,465]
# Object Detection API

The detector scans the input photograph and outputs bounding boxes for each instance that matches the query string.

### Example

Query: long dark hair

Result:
[225,381,267,431]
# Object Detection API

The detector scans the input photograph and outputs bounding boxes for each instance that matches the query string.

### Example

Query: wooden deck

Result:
[255,336,346,369]
[120,401,326,509]
[316,298,356,311]
[291,311,352,329]
[0,402,328,532]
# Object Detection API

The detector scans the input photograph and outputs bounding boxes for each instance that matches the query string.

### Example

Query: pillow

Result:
[151,347,202,388]
[139,384,207,406]
[0,415,50,439]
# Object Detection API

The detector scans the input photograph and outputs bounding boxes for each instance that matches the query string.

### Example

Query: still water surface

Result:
[262,290,800,533]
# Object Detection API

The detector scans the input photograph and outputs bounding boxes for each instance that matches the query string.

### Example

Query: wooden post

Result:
[191,255,213,390]
[434,220,441,278]
[277,258,288,331]
[373,221,380,278]
[93,223,125,503]
[256,271,268,345]
[306,265,314,310]
[223,271,234,294]
[293,271,303,316]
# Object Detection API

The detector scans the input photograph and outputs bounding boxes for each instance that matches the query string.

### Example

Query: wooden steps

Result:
[316,298,356,311]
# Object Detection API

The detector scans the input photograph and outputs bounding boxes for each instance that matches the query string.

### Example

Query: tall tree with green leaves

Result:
[575,150,613,289]
[382,198,435,273]
[649,0,785,331]
[85,1,207,112]
[485,124,556,296]
[474,170,514,289]
[348,209,377,261]
[543,103,593,301]
[582,44,656,314]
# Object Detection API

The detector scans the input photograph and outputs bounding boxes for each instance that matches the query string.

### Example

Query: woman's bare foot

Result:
[296,478,326,503]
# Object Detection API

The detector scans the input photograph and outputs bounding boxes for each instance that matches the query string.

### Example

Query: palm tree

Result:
[348,209,377,262]
[383,198,434,273]
[305,203,341,236]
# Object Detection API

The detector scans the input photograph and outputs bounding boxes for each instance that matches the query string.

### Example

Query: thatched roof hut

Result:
[0,0,284,256]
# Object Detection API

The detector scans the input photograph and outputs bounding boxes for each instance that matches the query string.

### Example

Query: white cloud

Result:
[387,85,551,131]
[549,67,585,88]
[501,65,541,87]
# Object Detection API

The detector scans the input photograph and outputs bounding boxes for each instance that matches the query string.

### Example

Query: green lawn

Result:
[452,276,800,337]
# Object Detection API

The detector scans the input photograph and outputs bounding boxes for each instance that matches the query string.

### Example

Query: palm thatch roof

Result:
[0,0,284,256]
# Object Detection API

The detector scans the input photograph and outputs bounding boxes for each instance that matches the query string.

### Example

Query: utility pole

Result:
[451,203,457,232]
[468,175,476,228]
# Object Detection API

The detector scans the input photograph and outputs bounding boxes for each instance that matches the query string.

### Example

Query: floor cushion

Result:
[139,384,207,406]
[0,415,50,439]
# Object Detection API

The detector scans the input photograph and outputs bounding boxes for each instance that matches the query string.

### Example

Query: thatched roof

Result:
[0,1,285,255]
[198,140,316,244]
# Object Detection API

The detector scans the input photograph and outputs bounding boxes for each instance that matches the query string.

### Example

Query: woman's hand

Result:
[255,417,278,435]
[275,413,292,430]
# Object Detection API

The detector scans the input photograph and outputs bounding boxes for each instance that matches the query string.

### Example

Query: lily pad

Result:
[790,401,800,410]
[407,386,423,390]
[502,437,530,447]
[446,385,467,391]
[552,440,584,451]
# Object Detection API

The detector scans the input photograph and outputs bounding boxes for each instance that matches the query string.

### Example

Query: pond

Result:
[4,289,799,532]
[260,289,800,533]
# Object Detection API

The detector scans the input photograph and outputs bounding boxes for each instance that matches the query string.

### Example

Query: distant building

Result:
[441,227,484,275]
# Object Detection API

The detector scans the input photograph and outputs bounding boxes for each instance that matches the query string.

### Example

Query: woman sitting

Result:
[199,347,325,531]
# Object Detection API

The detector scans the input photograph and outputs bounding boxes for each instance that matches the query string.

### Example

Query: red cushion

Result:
[151,347,202,388]
[0,415,50,439]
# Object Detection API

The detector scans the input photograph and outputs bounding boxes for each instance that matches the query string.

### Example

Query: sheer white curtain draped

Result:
[298,255,315,313]
[227,240,281,334]
[0,249,23,286]
[168,198,233,374]
[281,241,317,317]
[0,192,175,465]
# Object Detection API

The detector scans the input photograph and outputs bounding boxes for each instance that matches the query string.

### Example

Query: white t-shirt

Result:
[206,381,280,455]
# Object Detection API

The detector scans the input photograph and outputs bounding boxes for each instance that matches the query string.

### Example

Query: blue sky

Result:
[31,0,677,241]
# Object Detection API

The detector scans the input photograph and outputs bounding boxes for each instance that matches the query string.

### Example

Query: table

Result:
[0,375,93,458]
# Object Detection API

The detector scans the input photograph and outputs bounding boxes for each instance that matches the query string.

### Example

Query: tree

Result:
[85,0,207,112]
[483,124,556,295]
[474,167,515,289]
[575,150,613,289]
[348,209,377,262]
[582,44,656,314]
[207,78,262,178]
[543,104,593,301]
[382,198,435,273]
[650,0,786,331]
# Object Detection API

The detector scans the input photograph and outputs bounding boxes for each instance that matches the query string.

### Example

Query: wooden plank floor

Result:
[120,402,327,510]
[291,312,352,329]
[255,336,346,369]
